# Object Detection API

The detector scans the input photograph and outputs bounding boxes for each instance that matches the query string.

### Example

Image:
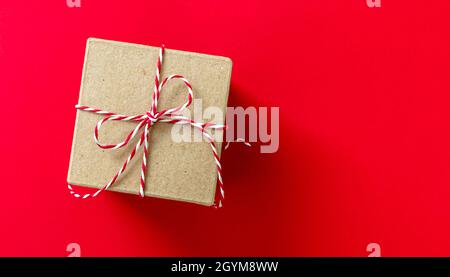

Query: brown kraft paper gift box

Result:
[67,38,232,206]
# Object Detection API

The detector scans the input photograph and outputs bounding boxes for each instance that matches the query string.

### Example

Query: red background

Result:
[1,0,450,256]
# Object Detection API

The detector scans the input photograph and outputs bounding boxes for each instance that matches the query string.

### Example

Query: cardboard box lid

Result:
[67,38,232,206]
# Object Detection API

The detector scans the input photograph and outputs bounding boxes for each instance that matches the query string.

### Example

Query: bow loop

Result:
[93,115,147,149]
[151,74,194,120]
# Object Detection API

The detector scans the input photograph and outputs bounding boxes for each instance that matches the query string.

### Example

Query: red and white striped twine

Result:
[69,45,226,207]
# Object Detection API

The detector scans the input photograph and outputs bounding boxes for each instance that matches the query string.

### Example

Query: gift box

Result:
[67,38,232,206]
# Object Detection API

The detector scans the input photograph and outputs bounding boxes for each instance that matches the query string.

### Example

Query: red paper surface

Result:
[1,1,450,256]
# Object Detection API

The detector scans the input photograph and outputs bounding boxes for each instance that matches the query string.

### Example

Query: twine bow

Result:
[68,45,226,207]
